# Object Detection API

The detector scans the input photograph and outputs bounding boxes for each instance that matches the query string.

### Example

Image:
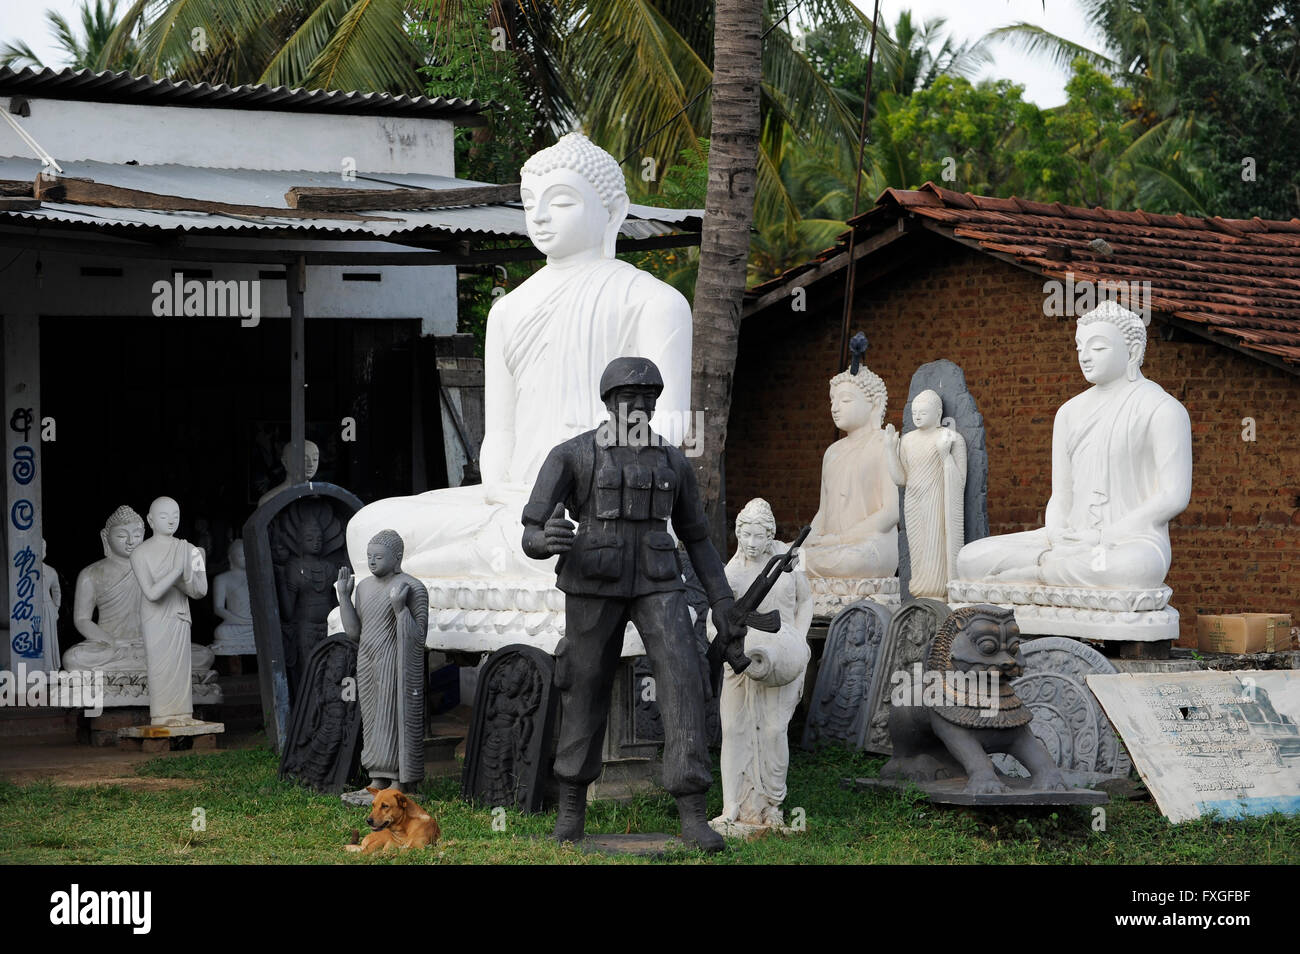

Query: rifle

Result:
[707,525,811,696]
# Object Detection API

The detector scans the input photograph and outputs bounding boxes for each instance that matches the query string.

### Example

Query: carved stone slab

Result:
[279,635,362,794]
[897,360,988,601]
[462,644,559,814]
[859,598,951,754]
[810,576,900,619]
[1087,670,1300,822]
[801,599,893,751]
[991,637,1131,782]
[243,482,363,753]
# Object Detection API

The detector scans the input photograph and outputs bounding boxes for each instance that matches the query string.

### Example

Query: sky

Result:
[1,0,1110,107]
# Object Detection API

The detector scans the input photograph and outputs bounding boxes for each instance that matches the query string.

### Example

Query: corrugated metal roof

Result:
[0,67,484,123]
[0,156,702,243]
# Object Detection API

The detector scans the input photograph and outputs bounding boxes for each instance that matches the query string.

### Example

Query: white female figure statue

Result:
[130,497,209,725]
[801,364,899,580]
[344,132,692,585]
[712,499,813,834]
[886,390,968,599]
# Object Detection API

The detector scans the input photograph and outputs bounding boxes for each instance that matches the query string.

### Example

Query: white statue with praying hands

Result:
[129,497,214,726]
[338,132,693,655]
[210,539,256,655]
[949,301,1193,641]
[711,499,813,838]
[800,336,900,615]
[65,505,218,708]
[886,389,968,600]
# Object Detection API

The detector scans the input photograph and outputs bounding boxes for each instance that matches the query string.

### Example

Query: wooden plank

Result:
[32,175,398,222]
[0,197,39,211]
[4,313,49,671]
[0,180,33,197]
[286,183,521,212]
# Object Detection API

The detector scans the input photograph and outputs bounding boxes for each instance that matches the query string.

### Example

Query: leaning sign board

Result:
[1086,671,1300,823]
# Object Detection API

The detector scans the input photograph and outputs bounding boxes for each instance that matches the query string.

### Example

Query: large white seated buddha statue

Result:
[948,301,1193,640]
[341,133,692,654]
[799,354,900,615]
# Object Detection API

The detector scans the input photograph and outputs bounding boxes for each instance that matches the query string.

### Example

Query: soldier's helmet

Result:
[599,356,664,400]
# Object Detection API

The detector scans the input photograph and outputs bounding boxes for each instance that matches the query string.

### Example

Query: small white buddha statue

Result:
[344,132,693,590]
[211,539,255,655]
[130,497,209,726]
[954,301,1192,591]
[801,362,899,582]
[886,389,968,599]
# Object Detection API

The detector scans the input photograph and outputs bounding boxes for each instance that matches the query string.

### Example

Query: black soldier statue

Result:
[522,356,746,852]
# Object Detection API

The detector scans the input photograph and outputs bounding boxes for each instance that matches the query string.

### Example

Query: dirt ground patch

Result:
[0,732,262,790]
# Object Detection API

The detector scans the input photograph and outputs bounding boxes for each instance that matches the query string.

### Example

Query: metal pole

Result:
[287,254,306,484]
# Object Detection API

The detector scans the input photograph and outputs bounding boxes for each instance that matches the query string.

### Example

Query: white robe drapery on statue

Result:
[135,538,207,721]
[345,257,692,581]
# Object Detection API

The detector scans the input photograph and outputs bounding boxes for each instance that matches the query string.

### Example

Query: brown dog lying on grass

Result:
[344,788,441,855]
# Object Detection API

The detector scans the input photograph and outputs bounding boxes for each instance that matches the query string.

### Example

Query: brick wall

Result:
[727,237,1300,643]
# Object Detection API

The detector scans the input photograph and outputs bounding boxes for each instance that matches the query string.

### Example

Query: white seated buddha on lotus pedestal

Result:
[800,358,900,616]
[947,301,1193,641]
[337,133,693,656]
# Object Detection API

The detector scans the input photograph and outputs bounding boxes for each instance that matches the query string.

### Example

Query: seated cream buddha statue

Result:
[952,301,1192,625]
[64,504,215,673]
[800,357,899,610]
[345,132,692,596]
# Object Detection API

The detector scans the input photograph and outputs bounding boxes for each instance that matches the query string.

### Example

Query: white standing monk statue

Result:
[211,539,256,655]
[712,499,813,835]
[886,389,968,599]
[130,497,210,725]
[800,340,900,612]
[950,302,1193,639]
[66,505,215,675]
[259,440,320,506]
[342,133,693,645]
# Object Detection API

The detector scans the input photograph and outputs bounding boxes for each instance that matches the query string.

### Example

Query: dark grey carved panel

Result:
[897,360,988,601]
[801,599,893,751]
[860,598,952,754]
[244,483,363,753]
[993,636,1133,780]
[462,644,559,813]
[279,635,362,794]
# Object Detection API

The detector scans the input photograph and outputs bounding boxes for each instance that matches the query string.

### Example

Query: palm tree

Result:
[692,0,762,542]
[1,0,137,71]
[984,0,1240,213]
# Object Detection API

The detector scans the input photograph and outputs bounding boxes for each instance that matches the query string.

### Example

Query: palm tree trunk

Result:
[691,0,762,549]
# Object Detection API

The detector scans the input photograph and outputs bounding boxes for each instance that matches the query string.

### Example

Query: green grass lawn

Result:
[2,744,1297,864]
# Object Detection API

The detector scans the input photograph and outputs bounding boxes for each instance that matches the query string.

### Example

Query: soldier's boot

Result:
[552,781,588,843]
[676,793,724,853]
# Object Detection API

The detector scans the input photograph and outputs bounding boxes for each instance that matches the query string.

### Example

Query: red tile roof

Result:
[748,181,1300,370]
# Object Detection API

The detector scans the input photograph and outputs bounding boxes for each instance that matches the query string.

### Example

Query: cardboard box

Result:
[1243,613,1294,652]
[1197,613,1294,654]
